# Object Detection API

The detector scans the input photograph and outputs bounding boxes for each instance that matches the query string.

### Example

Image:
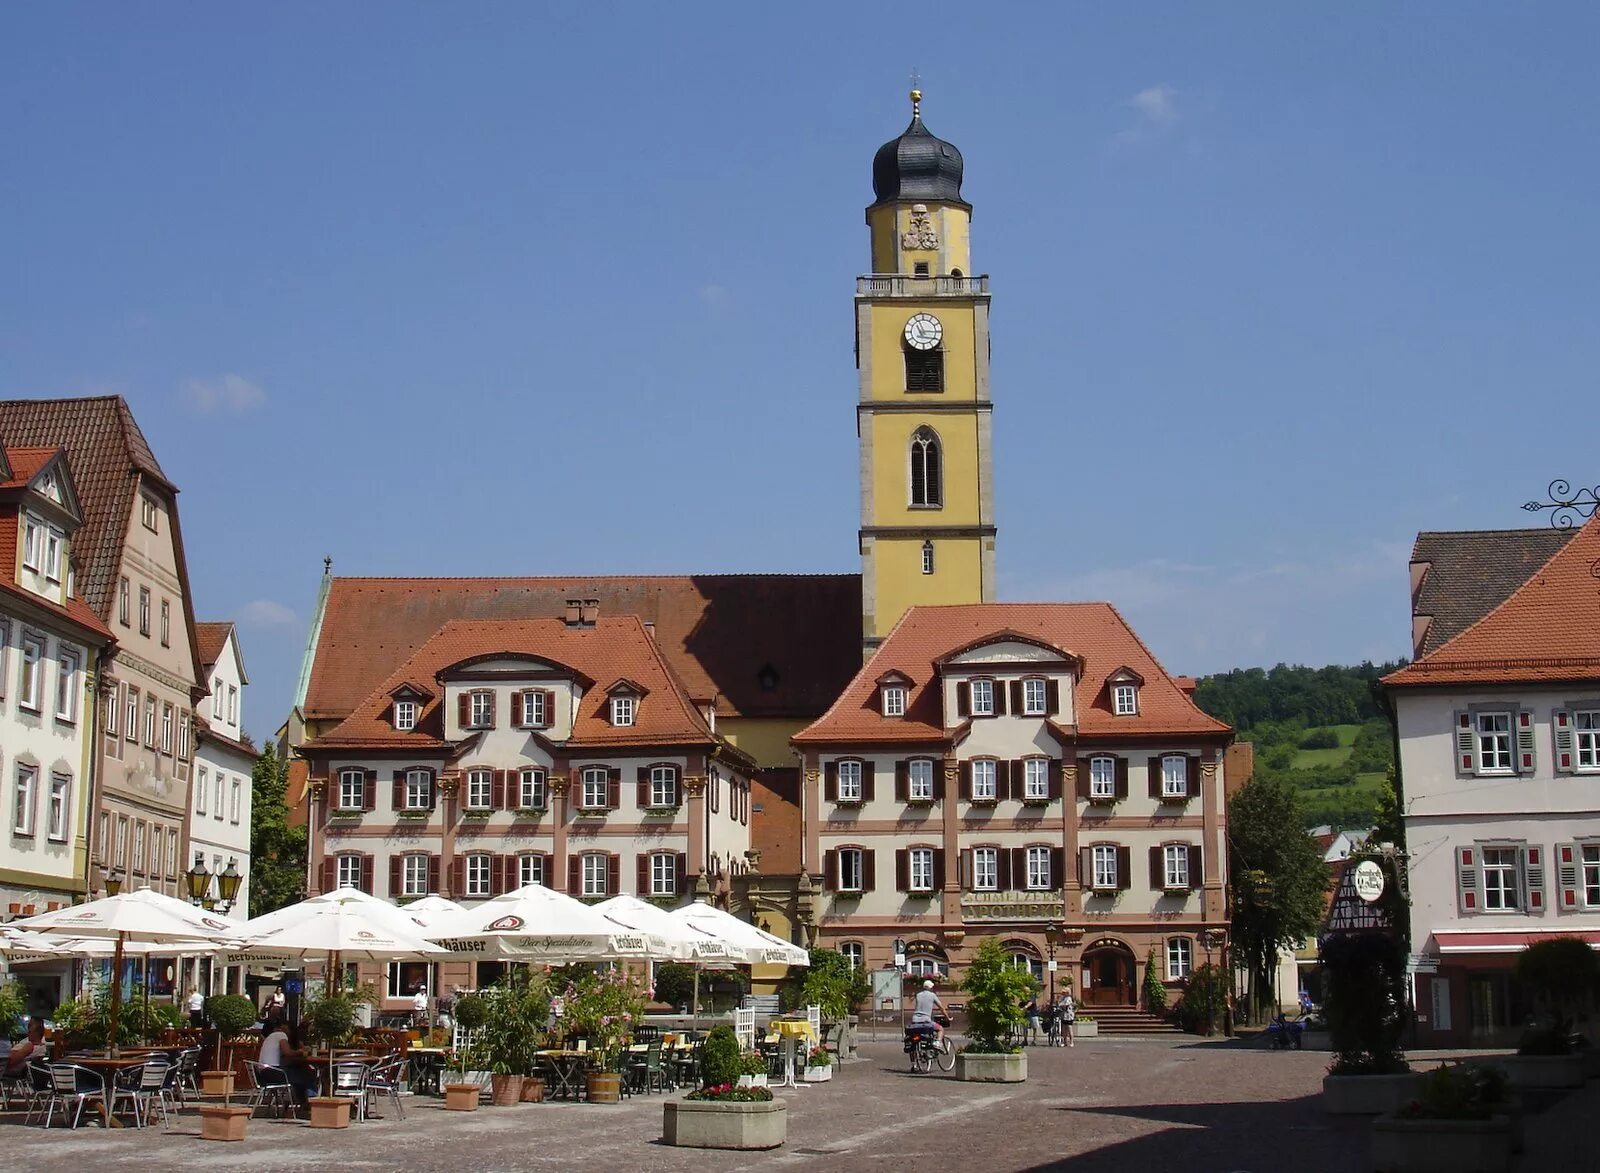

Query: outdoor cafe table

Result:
[59,1055,147,1127]
[408,1047,447,1095]
[534,1050,589,1100]
[768,1019,817,1090]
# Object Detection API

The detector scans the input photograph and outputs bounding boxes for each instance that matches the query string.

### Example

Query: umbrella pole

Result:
[107,932,126,1057]
[691,963,699,1030]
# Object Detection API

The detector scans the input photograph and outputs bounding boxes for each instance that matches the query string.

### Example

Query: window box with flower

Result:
[643,805,682,818]
[802,1045,833,1082]
[512,806,546,819]
[461,808,493,822]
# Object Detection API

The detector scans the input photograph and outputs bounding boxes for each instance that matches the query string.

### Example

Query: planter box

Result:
[198,1104,250,1142]
[802,1066,833,1082]
[520,1076,545,1102]
[1496,1053,1585,1088]
[736,1074,768,1089]
[1370,1112,1511,1173]
[586,1071,622,1103]
[307,1096,351,1129]
[199,1070,235,1098]
[1322,1072,1420,1115]
[1073,1021,1099,1038]
[444,1083,482,1111]
[956,1052,1027,1083]
[490,1074,524,1106]
[663,1099,787,1150]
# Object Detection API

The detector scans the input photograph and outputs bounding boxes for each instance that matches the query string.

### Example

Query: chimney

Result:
[580,598,601,626]
[564,599,583,626]
[643,622,656,641]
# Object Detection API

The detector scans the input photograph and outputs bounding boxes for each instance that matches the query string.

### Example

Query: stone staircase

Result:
[1081,1006,1184,1035]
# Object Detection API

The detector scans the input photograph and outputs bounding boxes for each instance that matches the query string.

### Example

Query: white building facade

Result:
[190,621,253,917]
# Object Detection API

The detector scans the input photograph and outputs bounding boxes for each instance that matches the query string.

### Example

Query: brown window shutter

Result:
[1114,757,1129,801]
[539,852,553,885]
[364,769,377,810]
[669,767,681,807]
[637,766,651,808]
[1012,847,1027,888]
[997,848,1012,891]
[607,853,620,897]
[428,854,440,894]
[390,855,403,898]
[1076,759,1092,800]
[996,759,1012,800]
[427,771,438,810]
[510,691,523,727]
[933,849,947,891]
[491,770,507,810]
[861,849,877,892]
[451,856,465,898]
[567,855,580,895]
[1190,845,1204,890]
[608,768,621,809]
[895,849,909,892]
[1117,845,1131,891]
[1046,679,1060,714]
[1047,759,1062,800]
[391,770,404,811]
[993,681,1007,716]
[1009,681,1024,713]
[824,848,838,891]
[320,857,336,893]
[956,681,970,718]
[1078,847,1092,888]
[861,761,875,802]
[637,853,650,896]
[1149,846,1163,890]
[457,693,470,728]
[1049,847,1063,888]
[360,854,374,895]
[959,848,973,890]
[1148,757,1163,799]
[542,690,556,726]
[932,763,947,802]
[490,854,505,896]
[960,761,973,801]
[676,852,688,896]
[894,760,908,803]
[1188,756,1203,799]
[824,761,838,803]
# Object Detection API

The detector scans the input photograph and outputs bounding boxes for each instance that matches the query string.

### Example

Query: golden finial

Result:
[910,67,922,118]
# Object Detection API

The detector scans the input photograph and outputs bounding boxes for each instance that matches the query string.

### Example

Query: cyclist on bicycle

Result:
[909,978,948,1047]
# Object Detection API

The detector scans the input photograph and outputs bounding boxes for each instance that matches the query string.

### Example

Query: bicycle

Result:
[904,1017,956,1074]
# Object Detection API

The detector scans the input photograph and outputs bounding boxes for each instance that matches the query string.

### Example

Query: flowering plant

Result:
[805,1045,833,1068]
[560,966,648,1072]
[686,1082,774,1103]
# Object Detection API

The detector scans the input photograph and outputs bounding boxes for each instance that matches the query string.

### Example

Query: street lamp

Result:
[1044,921,1063,1009]
[105,869,124,897]
[217,859,243,914]
[185,854,212,907]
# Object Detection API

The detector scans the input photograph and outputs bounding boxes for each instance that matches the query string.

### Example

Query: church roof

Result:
[871,96,968,209]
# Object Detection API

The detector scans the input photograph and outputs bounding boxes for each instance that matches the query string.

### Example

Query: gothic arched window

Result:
[909,427,943,508]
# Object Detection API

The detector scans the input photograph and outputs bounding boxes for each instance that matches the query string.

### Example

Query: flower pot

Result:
[802,1066,833,1082]
[520,1076,545,1103]
[197,1104,251,1142]
[490,1074,524,1106]
[736,1073,768,1089]
[444,1083,482,1111]
[663,1099,787,1150]
[1369,1112,1511,1172]
[199,1070,235,1098]
[307,1096,352,1129]
[1322,1071,1420,1115]
[955,1052,1027,1083]
[586,1071,622,1103]
[1073,1021,1098,1038]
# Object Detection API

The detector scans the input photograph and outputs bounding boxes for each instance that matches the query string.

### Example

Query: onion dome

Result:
[871,89,968,209]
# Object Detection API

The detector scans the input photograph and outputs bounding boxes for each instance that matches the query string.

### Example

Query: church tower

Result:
[857,89,995,654]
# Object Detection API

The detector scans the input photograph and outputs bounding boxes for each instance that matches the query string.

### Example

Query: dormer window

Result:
[516,689,553,729]
[1022,678,1048,716]
[882,686,906,717]
[1113,684,1138,716]
[969,679,995,717]
[394,700,417,732]
[461,689,494,729]
[611,695,636,727]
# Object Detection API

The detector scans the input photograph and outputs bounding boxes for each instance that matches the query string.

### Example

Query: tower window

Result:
[913,261,930,277]
[921,541,935,575]
[909,427,943,508]
[904,346,944,393]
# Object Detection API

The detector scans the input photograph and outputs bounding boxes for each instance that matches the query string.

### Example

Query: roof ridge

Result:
[328,572,861,583]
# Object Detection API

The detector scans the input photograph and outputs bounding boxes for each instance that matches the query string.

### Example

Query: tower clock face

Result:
[903,313,943,351]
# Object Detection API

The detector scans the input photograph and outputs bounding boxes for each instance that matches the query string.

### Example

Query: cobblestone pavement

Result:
[5,1036,1557,1172]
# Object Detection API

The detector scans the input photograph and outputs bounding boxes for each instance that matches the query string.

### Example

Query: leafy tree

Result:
[653,963,696,1011]
[1516,937,1600,1053]
[1142,950,1168,1013]
[1171,965,1228,1035]
[249,743,307,917]
[799,948,870,1020]
[1228,776,1331,1019]
[1321,931,1409,1074]
[0,980,27,1039]
[960,937,1034,1053]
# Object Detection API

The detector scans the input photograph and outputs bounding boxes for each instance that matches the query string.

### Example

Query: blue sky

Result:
[5,3,1598,744]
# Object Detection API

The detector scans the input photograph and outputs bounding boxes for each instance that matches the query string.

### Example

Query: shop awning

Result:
[1431,929,1600,955]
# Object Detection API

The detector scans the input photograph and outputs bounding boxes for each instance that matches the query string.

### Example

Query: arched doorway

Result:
[1080,938,1136,1007]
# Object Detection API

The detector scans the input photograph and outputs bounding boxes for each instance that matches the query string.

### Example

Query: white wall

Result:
[190,628,251,914]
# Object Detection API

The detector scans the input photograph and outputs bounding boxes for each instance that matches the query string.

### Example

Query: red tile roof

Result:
[306,616,729,753]
[0,446,58,490]
[793,602,1232,744]
[1385,514,1600,687]
[1409,528,1577,657]
[302,575,862,723]
[0,445,115,643]
[195,621,232,670]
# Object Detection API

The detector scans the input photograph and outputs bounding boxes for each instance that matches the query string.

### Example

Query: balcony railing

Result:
[856,274,990,298]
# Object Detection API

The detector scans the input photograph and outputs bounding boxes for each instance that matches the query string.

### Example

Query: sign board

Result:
[1353,860,1385,903]
[871,967,902,1011]
[284,977,305,995]
[1322,858,1393,940]
[1047,959,1059,972]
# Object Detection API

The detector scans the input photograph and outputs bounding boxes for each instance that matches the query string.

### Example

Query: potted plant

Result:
[1143,950,1168,1015]
[561,967,646,1104]
[479,970,550,1106]
[735,1050,769,1089]
[663,1024,786,1150]
[303,993,362,1128]
[955,938,1033,1082]
[197,994,257,1141]
[444,992,489,1110]
[1499,937,1597,1088]
[802,1045,833,1082]
[1319,933,1415,1114]
[799,947,869,1055]
[1371,1063,1513,1172]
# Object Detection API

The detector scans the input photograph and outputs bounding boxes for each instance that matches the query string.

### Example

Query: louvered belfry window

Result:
[905,347,944,392]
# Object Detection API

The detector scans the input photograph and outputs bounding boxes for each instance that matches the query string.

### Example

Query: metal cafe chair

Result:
[44,1063,107,1130]
[113,1058,175,1129]
[363,1056,406,1120]
[330,1061,371,1122]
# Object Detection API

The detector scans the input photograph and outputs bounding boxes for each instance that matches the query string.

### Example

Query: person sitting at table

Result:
[4,1017,47,1075]
[259,1018,319,1108]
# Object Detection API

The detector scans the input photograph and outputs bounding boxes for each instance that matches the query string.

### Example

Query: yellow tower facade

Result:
[857,91,995,654]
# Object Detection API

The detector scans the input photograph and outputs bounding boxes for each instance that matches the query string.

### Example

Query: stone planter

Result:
[1322,1072,1420,1115]
[586,1071,622,1103]
[444,1083,482,1111]
[1483,1100,1523,1154]
[736,1073,768,1090]
[1369,1112,1511,1172]
[1496,1053,1585,1088]
[663,1099,787,1150]
[199,1070,235,1098]
[307,1096,351,1129]
[1581,1049,1600,1080]
[520,1076,545,1102]
[197,1104,251,1142]
[1073,1021,1099,1038]
[955,1051,1027,1083]
[802,1065,833,1082]
[490,1074,524,1106]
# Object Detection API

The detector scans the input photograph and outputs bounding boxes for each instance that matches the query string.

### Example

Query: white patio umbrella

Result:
[594,895,716,962]
[397,895,466,930]
[0,928,61,957]
[427,884,670,961]
[237,886,431,941]
[238,900,450,963]
[671,903,811,967]
[13,888,238,1052]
